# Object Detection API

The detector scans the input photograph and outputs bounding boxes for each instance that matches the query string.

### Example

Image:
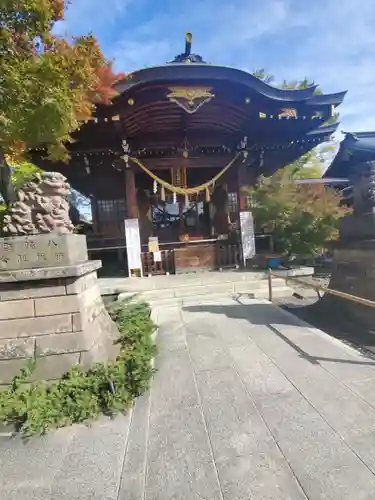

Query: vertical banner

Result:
[124,218,142,276]
[239,211,256,263]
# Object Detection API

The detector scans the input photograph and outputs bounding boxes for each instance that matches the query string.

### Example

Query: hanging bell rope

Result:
[129,152,241,196]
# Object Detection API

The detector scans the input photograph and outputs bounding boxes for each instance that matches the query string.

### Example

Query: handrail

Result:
[268,270,375,310]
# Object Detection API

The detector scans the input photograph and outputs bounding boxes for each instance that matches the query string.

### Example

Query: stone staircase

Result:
[99,270,293,306]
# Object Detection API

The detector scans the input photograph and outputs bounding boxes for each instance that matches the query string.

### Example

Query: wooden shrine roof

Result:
[95,70,345,147]
[31,34,347,197]
[324,131,375,178]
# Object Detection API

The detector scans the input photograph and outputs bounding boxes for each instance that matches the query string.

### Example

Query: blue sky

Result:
[57,0,375,134]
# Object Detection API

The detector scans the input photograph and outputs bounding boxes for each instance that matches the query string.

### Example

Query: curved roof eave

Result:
[342,131,375,139]
[306,123,339,136]
[113,63,323,103]
[340,131,375,154]
[305,91,347,106]
[323,131,375,178]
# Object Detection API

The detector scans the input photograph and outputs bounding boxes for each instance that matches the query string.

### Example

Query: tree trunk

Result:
[0,149,15,206]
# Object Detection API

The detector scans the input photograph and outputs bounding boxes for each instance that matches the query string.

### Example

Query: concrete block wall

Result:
[0,271,119,386]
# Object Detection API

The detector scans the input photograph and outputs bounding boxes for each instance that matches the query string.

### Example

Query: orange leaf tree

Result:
[0,0,124,163]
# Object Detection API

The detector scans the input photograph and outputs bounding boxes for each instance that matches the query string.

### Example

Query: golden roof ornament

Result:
[167,86,215,114]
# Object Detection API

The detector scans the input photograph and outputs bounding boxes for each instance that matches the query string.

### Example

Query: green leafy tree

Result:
[0,0,124,172]
[252,69,339,123]
[251,68,275,84]
[248,169,351,257]
[282,145,337,180]
[0,0,123,230]
[252,70,322,93]
[8,160,41,188]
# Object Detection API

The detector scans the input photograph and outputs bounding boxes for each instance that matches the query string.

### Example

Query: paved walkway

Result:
[3,296,375,499]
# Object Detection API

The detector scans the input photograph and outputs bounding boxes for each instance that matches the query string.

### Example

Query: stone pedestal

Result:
[0,234,88,271]
[0,235,119,386]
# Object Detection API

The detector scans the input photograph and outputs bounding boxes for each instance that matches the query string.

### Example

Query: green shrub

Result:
[247,169,351,257]
[0,299,157,436]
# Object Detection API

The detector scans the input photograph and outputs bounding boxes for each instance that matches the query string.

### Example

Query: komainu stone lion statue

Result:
[2,172,75,235]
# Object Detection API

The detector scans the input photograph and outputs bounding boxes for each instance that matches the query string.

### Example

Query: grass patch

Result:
[0,299,157,436]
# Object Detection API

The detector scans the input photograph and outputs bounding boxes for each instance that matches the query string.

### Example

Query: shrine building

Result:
[323,132,375,208]
[33,33,347,276]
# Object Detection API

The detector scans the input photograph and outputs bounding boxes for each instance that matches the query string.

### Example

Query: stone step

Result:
[124,289,291,309]
[118,282,292,306]
[99,271,273,296]
[143,271,269,285]
[144,278,286,299]
[116,278,286,300]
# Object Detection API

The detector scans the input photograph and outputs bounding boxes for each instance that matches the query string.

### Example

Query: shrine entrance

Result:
[133,160,243,275]
[33,33,346,278]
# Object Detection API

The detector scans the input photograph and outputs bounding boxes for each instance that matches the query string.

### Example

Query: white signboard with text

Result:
[124,218,142,275]
[239,211,256,263]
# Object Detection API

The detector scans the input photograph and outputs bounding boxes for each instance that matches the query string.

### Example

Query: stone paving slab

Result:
[145,296,375,500]
[0,425,75,493]
[151,348,200,414]
[118,393,150,500]
[145,404,223,500]
[194,368,307,499]
[0,414,131,500]
[4,295,375,499]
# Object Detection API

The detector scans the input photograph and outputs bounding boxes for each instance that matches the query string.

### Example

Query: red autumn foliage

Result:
[1,0,127,159]
[91,64,126,105]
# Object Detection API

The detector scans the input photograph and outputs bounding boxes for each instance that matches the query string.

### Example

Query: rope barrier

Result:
[129,152,241,199]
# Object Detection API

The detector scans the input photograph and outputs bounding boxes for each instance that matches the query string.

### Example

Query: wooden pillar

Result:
[137,188,152,244]
[237,160,259,209]
[125,166,138,219]
[211,185,229,235]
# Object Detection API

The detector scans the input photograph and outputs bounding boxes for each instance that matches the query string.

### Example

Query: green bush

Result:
[248,168,351,257]
[0,299,157,436]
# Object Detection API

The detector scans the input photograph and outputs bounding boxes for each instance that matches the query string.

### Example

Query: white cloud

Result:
[238,0,375,133]
[54,0,132,37]
[108,0,296,70]
[111,39,172,70]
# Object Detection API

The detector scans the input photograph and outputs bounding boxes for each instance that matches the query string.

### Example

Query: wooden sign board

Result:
[148,236,159,253]
[239,211,256,263]
[124,218,142,276]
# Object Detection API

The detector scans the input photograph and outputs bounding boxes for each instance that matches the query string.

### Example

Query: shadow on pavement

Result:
[282,300,375,358]
[183,301,302,326]
[183,300,375,367]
